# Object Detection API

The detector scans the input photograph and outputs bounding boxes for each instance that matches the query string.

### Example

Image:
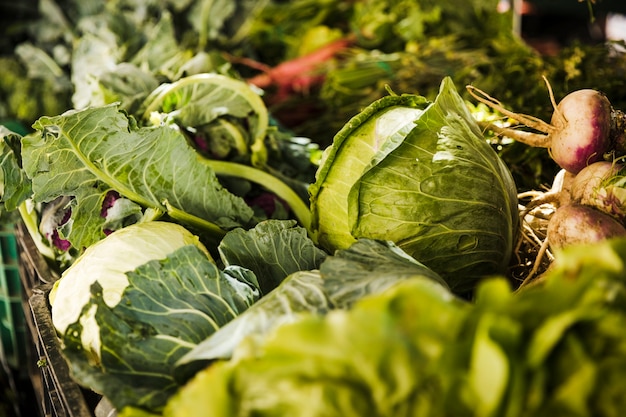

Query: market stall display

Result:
[2,0,626,416]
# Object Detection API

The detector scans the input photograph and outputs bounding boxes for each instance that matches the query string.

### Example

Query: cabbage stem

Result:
[18,201,57,260]
[206,160,312,234]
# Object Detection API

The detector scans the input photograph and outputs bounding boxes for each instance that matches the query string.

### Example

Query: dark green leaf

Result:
[320,238,448,307]
[218,219,327,294]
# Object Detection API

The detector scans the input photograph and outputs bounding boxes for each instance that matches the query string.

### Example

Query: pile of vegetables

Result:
[3,0,626,416]
[166,239,626,417]
[5,71,626,416]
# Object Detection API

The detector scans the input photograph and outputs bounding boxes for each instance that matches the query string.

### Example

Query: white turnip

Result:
[467,80,616,174]
[569,160,626,223]
[546,203,626,250]
[520,167,574,214]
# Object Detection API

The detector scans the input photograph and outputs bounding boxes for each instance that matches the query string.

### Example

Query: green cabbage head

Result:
[309,77,518,293]
[49,220,261,412]
[49,221,211,348]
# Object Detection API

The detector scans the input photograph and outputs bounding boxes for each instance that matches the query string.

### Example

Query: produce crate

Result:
[0,223,27,372]
[15,222,109,417]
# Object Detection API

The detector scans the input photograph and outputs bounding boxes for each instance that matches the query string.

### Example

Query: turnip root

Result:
[570,161,626,222]
[519,168,574,214]
[467,79,616,174]
[516,166,626,287]
[549,90,612,173]
[546,203,626,250]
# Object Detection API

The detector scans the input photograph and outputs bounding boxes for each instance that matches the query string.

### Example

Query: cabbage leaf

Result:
[176,239,446,377]
[61,244,260,413]
[320,238,448,307]
[175,270,329,378]
[165,276,469,417]
[22,103,255,250]
[218,219,328,295]
[309,93,429,250]
[140,72,268,167]
[0,128,31,212]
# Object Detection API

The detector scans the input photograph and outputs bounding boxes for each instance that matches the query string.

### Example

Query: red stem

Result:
[244,35,356,89]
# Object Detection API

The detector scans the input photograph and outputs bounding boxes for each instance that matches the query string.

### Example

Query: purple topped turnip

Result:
[467,79,621,174]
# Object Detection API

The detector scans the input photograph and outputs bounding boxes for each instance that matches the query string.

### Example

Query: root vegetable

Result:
[570,161,626,222]
[547,203,626,250]
[467,80,617,174]
[520,168,574,213]
[549,89,612,174]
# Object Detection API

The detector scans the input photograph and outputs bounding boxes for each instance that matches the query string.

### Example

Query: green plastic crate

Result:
[0,224,26,370]
[0,228,18,265]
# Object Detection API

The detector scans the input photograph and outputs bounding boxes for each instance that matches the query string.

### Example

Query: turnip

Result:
[467,79,617,174]
[516,167,622,286]
[515,170,571,285]
[569,161,626,221]
[546,203,626,251]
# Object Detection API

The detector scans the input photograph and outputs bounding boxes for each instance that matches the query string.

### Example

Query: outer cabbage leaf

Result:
[71,16,123,110]
[71,10,183,110]
[129,11,183,75]
[176,239,446,377]
[320,238,448,307]
[175,270,330,379]
[60,244,261,413]
[218,219,328,295]
[0,128,31,211]
[309,93,429,250]
[23,104,255,249]
[140,73,268,167]
[97,63,160,114]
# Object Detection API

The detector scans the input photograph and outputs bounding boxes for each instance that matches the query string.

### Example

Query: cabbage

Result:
[49,221,210,340]
[310,77,518,293]
[49,221,261,412]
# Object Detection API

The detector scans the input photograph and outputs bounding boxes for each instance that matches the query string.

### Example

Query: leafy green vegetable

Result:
[54,221,261,413]
[165,276,468,417]
[49,221,214,338]
[319,238,449,306]
[0,127,31,213]
[310,93,429,249]
[138,74,314,230]
[311,77,518,293]
[218,219,327,295]
[18,104,256,250]
[140,73,268,166]
[176,238,446,378]
[174,269,329,380]
[164,236,626,417]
